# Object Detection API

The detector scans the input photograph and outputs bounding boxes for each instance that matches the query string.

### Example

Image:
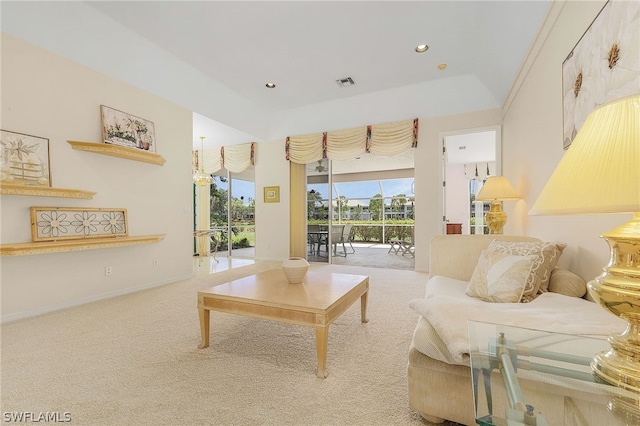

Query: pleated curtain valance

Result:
[285,133,325,165]
[285,118,418,165]
[199,142,256,174]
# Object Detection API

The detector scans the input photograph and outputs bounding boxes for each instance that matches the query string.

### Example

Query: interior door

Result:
[442,128,499,235]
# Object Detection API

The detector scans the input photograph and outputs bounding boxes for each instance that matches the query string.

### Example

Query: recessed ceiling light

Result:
[438,64,447,70]
[265,83,276,88]
[415,44,429,53]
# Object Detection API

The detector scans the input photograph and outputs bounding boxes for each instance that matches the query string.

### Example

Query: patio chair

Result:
[329,225,344,256]
[307,224,320,255]
[399,232,415,257]
[388,231,414,257]
[332,224,355,257]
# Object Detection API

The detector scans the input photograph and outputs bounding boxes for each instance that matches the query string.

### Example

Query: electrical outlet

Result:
[153,259,159,267]
[105,266,112,276]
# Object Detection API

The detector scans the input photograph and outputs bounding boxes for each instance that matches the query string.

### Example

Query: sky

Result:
[213,176,255,203]
[310,178,414,206]
[213,175,413,207]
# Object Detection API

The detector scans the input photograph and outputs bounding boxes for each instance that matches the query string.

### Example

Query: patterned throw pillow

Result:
[466,250,535,303]
[487,240,566,302]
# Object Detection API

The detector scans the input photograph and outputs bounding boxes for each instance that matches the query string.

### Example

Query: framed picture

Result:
[0,130,51,187]
[562,0,640,149]
[101,105,156,152]
[192,150,200,172]
[264,186,280,203]
[30,207,128,242]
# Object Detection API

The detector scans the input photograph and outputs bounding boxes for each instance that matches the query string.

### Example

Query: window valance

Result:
[285,133,324,165]
[199,142,256,174]
[285,118,418,165]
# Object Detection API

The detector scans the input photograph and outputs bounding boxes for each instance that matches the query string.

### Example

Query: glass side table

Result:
[468,321,640,426]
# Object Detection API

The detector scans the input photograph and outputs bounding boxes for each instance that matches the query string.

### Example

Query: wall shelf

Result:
[67,140,166,166]
[0,184,96,199]
[0,234,165,256]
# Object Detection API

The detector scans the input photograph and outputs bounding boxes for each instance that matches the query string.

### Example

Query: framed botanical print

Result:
[0,130,51,187]
[562,0,640,149]
[101,105,156,152]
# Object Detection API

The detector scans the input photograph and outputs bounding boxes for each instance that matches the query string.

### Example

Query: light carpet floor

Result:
[1,262,460,426]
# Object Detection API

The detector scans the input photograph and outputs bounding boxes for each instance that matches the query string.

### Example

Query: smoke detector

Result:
[336,77,355,87]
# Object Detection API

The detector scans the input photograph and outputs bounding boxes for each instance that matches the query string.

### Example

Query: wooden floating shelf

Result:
[67,140,166,166]
[0,234,165,256]
[0,183,96,199]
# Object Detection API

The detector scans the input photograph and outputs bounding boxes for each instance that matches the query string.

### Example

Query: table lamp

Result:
[530,95,640,393]
[475,176,520,234]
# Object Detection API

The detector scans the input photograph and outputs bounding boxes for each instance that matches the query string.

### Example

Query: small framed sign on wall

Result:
[263,186,280,203]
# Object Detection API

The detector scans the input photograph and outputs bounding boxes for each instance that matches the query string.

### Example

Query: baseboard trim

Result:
[0,273,194,324]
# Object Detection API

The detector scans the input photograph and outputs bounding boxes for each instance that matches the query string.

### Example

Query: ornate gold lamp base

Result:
[591,314,640,393]
[484,201,507,234]
[608,395,640,424]
[588,213,640,393]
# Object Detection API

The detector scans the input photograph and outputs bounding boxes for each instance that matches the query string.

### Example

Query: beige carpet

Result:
[1,262,459,425]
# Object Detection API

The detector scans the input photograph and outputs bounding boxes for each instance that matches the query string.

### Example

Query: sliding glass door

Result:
[230,167,255,258]
[306,159,330,263]
[201,167,255,259]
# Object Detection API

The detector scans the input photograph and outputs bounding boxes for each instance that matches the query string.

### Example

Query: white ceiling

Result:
[2,1,551,172]
[85,1,551,148]
[88,1,549,114]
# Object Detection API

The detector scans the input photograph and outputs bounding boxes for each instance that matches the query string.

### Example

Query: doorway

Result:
[305,152,415,270]
[209,167,256,259]
[442,127,499,235]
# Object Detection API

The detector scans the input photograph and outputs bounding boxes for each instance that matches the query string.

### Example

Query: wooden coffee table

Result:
[197,268,369,378]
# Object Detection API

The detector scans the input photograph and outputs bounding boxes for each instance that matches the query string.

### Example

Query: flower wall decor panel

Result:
[0,130,51,187]
[101,105,156,152]
[30,207,128,242]
[562,0,640,149]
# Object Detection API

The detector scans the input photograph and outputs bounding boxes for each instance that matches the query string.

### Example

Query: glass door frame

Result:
[202,168,255,260]
[306,159,334,263]
[441,125,501,235]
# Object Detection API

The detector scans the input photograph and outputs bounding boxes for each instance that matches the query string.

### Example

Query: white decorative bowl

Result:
[281,257,310,284]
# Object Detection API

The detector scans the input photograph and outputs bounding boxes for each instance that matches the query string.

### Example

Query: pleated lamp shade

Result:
[531,96,640,215]
[476,176,520,201]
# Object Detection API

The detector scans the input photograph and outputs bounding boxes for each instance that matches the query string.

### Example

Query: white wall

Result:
[502,0,626,280]
[268,74,499,140]
[413,109,502,271]
[2,0,622,319]
[1,34,194,321]
[1,1,269,141]
[255,108,504,272]
[254,139,291,261]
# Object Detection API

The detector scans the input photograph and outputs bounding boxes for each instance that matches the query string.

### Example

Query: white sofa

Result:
[407,234,626,425]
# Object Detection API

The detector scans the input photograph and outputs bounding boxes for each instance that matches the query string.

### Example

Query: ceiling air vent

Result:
[336,77,355,87]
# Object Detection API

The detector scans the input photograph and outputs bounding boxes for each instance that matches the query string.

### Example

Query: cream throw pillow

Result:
[487,240,566,302]
[548,267,587,298]
[466,250,535,303]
